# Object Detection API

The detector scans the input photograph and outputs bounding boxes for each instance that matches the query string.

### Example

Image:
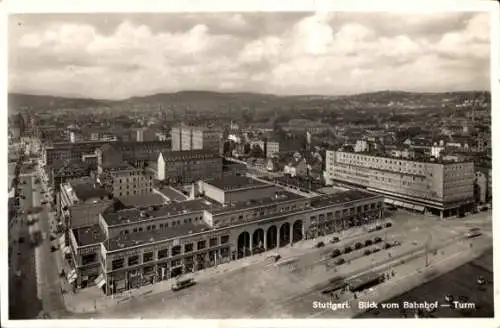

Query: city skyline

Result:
[8,11,491,100]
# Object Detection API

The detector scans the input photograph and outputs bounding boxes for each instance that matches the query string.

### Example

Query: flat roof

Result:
[71,182,110,201]
[209,190,304,215]
[117,194,167,207]
[102,199,214,226]
[105,222,212,252]
[72,225,106,247]
[309,189,379,209]
[157,186,188,202]
[205,176,268,191]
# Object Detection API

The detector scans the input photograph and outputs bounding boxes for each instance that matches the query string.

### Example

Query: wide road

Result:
[86,209,492,318]
[9,171,43,319]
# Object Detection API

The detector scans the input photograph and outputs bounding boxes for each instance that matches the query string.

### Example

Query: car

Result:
[49,235,56,241]
[316,241,325,248]
[18,237,25,243]
[367,227,376,233]
[41,201,47,205]
[331,249,341,258]
[392,241,401,246]
[354,242,363,250]
[343,246,352,254]
[364,240,373,247]
[374,237,383,244]
[330,237,340,244]
[383,242,392,249]
[385,222,392,228]
[477,276,486,285]
[364,249,372,256]
[50,246,58,252]
[372,247,381,253]
[375,225,382,231]
[334,258,346,265]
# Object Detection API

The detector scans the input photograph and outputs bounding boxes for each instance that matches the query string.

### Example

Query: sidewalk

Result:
[62,221,390,314]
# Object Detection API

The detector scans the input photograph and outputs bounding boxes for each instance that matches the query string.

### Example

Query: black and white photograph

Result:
[3,0,498,326]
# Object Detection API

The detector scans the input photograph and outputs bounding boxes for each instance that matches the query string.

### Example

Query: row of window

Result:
[110,236,230,270]
[119,217,205,235]
[310,203,380,222]
[215,203,304,227]
[117,189,153,197]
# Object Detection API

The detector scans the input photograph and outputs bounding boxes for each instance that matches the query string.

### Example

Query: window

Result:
[128,255,139,266]
[370,203,375,209]
[221,235,229,244]
[143,252,153,262]
[133,228,137,232]
[209,237,218,247]
[143,266,154,275]
[147,226,151,231]
[172,245,181,256]
[158,248,169,259]
[152,225,156,230]
[82,253,97,265]
[197,240,206,250]
[184,243,194,253]
[160,224,164,229]
[112,258,124,270]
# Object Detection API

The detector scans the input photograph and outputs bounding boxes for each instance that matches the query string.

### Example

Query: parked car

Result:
[331,249,341,258]
[330,237,340,244]
[316,241,325,248]
[367,227,376,233]
[392,240,401,246]
[372,247,381,253]
[18,237,24,244]
[334,258,346,265]
[354,242,363,250]
[343,246,352,254]
[384,242,392,249]
[385,222,392,228]
[364,249,372,256]
[374,237,383,244]
[375,225,382,231]
[365,239,373,247]
[50,245,58,252]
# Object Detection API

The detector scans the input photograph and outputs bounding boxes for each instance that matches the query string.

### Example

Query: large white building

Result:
[325,150,475,218]
[171,126,222,153]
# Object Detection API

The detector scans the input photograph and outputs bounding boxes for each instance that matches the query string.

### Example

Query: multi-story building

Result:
[249,140,280,158]
[171,125,223,153]
[156,150,222,184]
[98,162,154,198]
[96,141,172,168]
[86,178,383,295]
[136,128,157,142]
[42,141,110,166]
[325,150,475,217]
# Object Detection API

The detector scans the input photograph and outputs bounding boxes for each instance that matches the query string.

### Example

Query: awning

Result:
[393,200,403,207]
[95,274,106,288]
[384,199,395,205]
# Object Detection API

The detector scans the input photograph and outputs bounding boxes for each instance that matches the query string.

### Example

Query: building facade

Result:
[42,141,110,166]
[171,126,222,153]
[325,150,475,217]
[98,163,154,198]
[93,183,383,295]
[157,150,223,184]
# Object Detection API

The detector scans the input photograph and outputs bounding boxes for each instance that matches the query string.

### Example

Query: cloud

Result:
[8,11,491,99]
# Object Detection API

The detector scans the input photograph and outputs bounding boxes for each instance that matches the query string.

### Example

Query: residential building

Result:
[157,150,223,184]
[284,157,308,177]
[136,128,157,142]
[325,150,475,217]
[98,162,154,198]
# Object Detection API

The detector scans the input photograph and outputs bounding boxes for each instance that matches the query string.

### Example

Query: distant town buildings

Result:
[156,150,222,184]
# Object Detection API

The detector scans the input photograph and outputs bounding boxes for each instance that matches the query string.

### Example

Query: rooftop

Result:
[105,222,212,252]
[102,198,214,226]
[309,189,379,209]
[160,150,220,162]
[205,176,268,191]
[69,180,111,201]
[157,186,188,202]
[72,224,106,247]
[209,190,304,215]
[117,193,168,208]
[331,149,474,165]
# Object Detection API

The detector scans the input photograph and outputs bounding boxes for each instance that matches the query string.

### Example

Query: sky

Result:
[8,11,492,99]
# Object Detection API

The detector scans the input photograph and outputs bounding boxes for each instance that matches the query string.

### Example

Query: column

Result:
[276,226,280,248]
[263,230,267,250]
[440,210,444,219]
[290,223,294,244]
[249,233,253,253]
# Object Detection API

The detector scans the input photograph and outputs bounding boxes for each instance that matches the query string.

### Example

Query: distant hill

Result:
[8,90,489,113]
[8,93,113,112]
